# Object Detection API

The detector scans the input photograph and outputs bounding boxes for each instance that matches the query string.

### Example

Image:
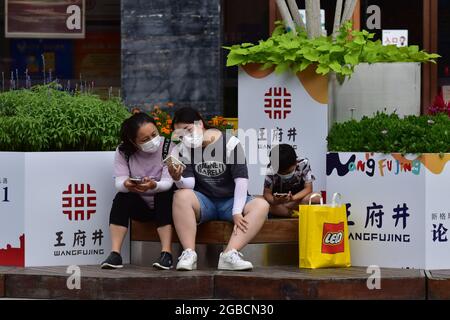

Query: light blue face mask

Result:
[278,169,295,180]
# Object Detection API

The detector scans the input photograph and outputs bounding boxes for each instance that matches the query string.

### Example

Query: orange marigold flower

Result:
[166,102,175,107]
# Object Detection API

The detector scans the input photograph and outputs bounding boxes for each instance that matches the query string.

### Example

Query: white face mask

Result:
[278,169,295,180]
[182,128,203,148]
[139,135,161,153]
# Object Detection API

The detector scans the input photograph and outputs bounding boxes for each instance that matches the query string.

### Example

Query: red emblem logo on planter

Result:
[264,87,292,119]
[322,222,345,254]
[62,184,96,221]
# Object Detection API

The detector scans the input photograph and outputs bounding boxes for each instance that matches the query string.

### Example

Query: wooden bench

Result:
[131,218,299,244]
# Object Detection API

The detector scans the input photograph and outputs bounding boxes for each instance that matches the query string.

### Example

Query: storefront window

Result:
[0,0,121,99]
[222,0,269,117]
[360,0,423,47]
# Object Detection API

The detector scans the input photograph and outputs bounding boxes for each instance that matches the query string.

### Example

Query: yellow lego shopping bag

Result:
[299,193,351,269]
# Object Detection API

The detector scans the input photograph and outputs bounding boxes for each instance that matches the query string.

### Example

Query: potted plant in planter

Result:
[326,112,450,270]
[225,3,440,121]
[223,0,439,197]
[0,84,131,267]
[328,40,439,125]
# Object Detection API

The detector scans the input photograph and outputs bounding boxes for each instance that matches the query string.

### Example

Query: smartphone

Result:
[129,176,144,184]
[163,155,187,170]
[273,192,290,197]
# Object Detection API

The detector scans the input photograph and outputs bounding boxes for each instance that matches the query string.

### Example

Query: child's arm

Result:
[292,182,313,202]
[264,187,275,205]
[264,188,291,205]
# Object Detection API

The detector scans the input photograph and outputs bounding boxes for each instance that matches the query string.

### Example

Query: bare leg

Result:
[172,189,201,251]
[270,199,305,217]
[269,204,292,217]
[110,224,128,254]
[225,198,269,252]
[157,224,173,253]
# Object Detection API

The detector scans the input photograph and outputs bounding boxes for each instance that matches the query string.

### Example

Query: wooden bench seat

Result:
[131,218,299,244]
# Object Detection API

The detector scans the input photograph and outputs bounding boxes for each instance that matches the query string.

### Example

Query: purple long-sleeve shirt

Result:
[113,139,173,209]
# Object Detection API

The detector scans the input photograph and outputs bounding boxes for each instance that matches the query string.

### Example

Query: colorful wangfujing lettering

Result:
[327,153,421,177]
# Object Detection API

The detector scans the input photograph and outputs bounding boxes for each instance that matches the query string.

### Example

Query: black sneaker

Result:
[152,251,173,270]
[101,251,123,269]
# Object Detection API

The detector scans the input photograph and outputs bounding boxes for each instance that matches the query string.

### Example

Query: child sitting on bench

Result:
[263,144,319,217]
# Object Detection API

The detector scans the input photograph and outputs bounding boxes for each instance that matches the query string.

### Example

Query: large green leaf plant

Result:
[225,22,440,78]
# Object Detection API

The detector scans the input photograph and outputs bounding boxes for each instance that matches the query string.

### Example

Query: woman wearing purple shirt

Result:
[101,112,175,270]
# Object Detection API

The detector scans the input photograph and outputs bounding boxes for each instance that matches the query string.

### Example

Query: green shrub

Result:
[225,22,440,78]
[0,84,130,151]
[327,112,450,154]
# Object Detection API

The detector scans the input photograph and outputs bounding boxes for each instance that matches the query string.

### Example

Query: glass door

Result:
[438,0,450,102]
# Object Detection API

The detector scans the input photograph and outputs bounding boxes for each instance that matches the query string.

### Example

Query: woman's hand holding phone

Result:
[136,177,157,192]
[164,156,186,182]
[124,178,143,193]
[125,177,157,193]
[168,163,184,181]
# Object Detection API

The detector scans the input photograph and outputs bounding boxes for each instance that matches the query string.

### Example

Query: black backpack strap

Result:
[124,153,132,177]
[161,137,171,161]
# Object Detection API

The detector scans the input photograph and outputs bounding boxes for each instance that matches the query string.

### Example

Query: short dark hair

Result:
[171,107,209,130]
[118,112,157,159]
[269,144,297,172]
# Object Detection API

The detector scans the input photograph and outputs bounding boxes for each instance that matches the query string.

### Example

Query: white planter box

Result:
[326,152,450,270]
[238,64,328,195]
[0,152,130,267]
[329,62,421,123]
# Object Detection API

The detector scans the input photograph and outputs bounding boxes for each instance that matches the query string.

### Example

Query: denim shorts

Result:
[194,191,254,224]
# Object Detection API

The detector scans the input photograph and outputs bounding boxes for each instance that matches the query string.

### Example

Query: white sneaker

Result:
[176,249,197,271]
[218,249,253,271]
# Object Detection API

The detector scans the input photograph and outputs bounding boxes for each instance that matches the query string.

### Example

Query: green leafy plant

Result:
[327,112,450,154]
[225,22,440,77]
[0,84,130,151]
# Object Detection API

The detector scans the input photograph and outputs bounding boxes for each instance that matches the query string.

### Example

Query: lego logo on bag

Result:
[324,232,343,245]
[322,222,345,254]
